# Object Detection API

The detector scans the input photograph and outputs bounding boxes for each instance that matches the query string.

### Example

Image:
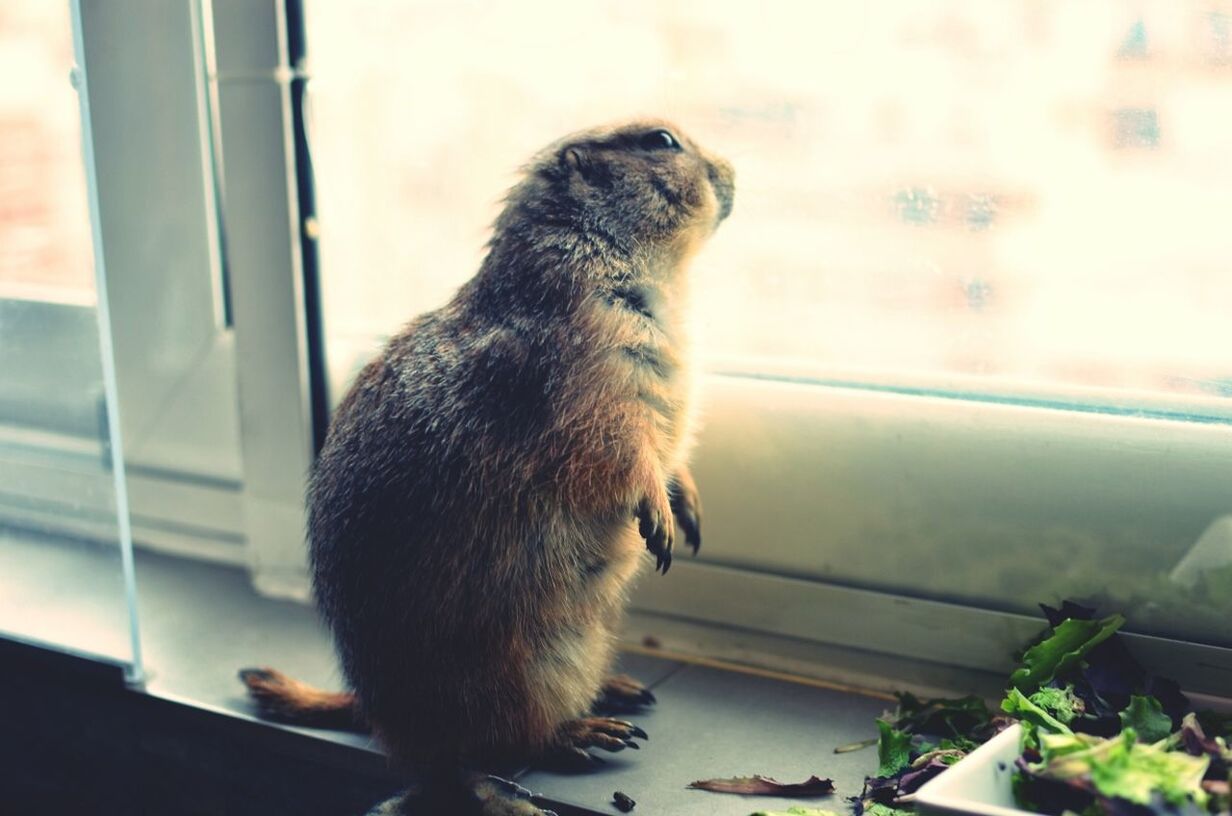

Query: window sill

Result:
[2,529,923,815]
[7,528,1230,814]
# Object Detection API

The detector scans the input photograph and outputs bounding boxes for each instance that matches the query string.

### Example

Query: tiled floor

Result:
[3,529,894,815]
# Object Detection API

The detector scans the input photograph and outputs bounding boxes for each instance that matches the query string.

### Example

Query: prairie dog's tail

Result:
[237,667,365,731]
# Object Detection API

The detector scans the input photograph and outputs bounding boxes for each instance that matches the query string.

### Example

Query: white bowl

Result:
[915,724,1033,816]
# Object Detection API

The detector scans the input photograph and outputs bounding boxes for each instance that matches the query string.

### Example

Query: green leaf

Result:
[890,692,992,739]
[913,748,970,767]
[1026,685,1082,724]
[1119,695,1174,743]
[749,809,840,816]
[1031,730,1210,807]
[1001,687,1074,735]
[876,719,914,777]
[1088,732,1210,806]
[937,736,980,753]
[1036,730,1101,764]
[864,804,913,816]
[1009,614,1125,693]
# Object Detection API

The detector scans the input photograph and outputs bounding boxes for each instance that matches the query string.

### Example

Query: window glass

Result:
[0,3,93,298]
[0,2,139,671]
[307,1,1232,412]
[303,1,1232,650]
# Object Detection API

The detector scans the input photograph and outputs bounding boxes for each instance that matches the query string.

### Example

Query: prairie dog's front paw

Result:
[635,492,675,574]
[668,469,702,556]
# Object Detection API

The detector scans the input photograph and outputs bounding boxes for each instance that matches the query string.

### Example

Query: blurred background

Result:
[298,0,1232,409]
[6,2,1231,406]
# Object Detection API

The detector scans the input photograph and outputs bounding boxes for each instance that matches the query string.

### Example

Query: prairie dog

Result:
[242,120,734,811]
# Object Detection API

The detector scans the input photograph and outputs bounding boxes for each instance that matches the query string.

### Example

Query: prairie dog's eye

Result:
[639,129,680,151]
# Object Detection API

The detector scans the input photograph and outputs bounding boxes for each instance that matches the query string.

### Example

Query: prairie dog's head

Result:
[505,120,735,263]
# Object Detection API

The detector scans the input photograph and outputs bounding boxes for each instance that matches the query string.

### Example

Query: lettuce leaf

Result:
[863,804,913,816]
[1010,614,1126,694]
[1088,735,1209,806]
[876,719,914,777]
[1030,730,1211,807]
[1029,685,1084,724]
[1003,687,1075,736]
[890,692,992,739]
[1120,696,1174,744]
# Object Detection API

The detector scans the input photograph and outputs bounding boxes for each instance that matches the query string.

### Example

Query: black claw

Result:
[642,689,657,704]
[678,511,701,555]
[629,724,649,740]
[660,550,672,574]
[624,739,640,750]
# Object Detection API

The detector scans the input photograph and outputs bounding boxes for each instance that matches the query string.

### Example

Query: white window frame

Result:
[0,0,315,589]
[208,0,319,597]
[0,0,247,565]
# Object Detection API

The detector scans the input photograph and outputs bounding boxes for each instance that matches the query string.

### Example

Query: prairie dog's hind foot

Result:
[539,717,649,771]
[366,776,558,816]
[593,674,656,714]
[471,776,559,816]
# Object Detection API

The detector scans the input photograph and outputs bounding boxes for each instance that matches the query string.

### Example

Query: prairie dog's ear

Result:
[561,146,592,180]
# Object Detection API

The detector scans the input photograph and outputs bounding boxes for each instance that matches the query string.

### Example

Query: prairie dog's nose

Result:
[706,157,735,222]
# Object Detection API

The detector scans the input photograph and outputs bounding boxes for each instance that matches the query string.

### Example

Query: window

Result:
[2,1,1228,707]
[303,0,1232,680]
[0,0,318,599]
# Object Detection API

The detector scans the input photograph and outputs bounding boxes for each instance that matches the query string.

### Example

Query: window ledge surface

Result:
[2,529,912,814]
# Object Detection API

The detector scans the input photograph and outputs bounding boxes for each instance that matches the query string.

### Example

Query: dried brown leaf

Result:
[687,774,835,797]
[833,737,879,754]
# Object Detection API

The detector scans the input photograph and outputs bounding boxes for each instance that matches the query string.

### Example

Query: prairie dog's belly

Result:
[525,519,646,728]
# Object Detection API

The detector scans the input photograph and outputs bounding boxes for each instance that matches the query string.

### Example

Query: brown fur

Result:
[241,120,734,774]
[237,667,363,731]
